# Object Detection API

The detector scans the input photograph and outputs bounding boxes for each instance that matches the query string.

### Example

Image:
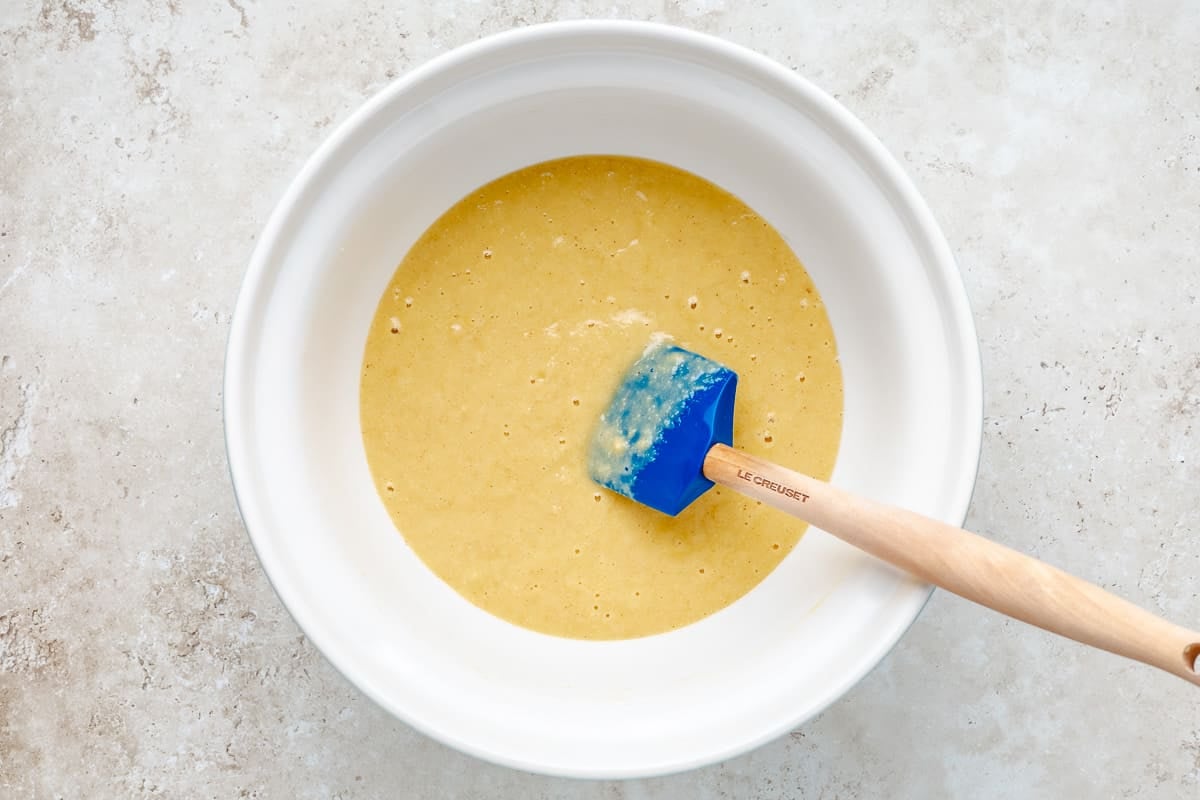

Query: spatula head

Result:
[587,342,737,516]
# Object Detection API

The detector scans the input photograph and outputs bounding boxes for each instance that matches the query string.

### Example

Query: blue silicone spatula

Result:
[588,341,1200,686]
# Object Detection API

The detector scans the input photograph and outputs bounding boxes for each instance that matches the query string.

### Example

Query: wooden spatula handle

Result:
[703,444,1200,686]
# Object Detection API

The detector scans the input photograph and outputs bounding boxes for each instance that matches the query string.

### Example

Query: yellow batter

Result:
[360,156,843,639]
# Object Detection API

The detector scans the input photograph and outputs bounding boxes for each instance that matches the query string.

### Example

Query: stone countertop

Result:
[2,2,1198,797]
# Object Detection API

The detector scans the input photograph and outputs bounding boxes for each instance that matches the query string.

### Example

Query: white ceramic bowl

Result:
[225,21,982,778]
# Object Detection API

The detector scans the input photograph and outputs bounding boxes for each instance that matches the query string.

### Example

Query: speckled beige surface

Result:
[2,1,1199,797]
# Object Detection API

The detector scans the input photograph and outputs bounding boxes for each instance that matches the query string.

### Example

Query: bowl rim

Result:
[224,18,984,778]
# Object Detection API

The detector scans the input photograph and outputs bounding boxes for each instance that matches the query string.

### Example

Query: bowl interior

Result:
[225,22,981,778]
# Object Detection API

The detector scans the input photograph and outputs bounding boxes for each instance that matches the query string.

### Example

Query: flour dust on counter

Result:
[360,155,843,639]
